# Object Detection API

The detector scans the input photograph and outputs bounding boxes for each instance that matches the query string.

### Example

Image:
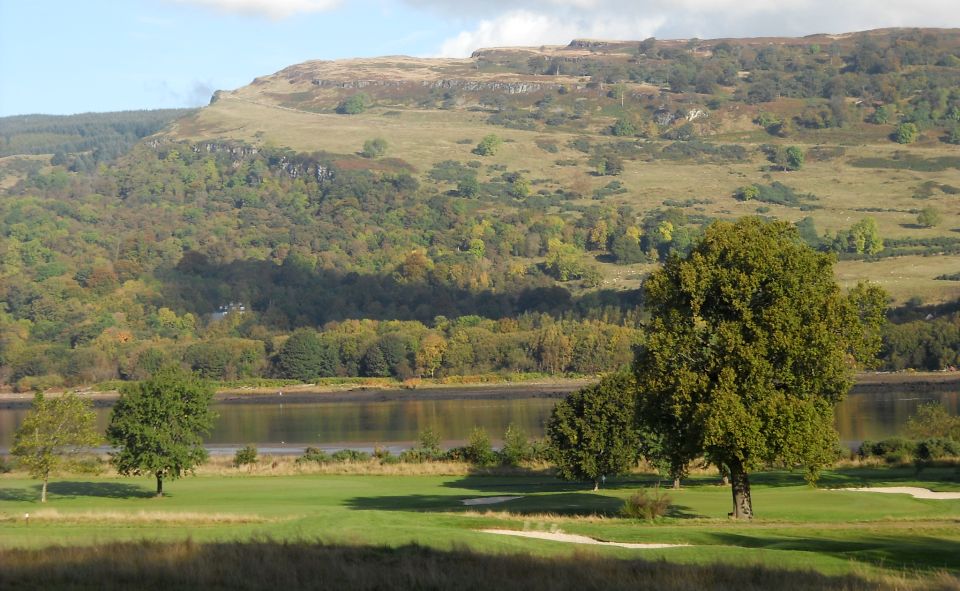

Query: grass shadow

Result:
[715,465,960,489]
[45,481,154,500]
[0,539,902,590]
[0,487,35,502]
[343,491,628,517]
[705,531,960,573]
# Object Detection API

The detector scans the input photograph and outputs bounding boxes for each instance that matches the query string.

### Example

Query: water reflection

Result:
[1,388,957,452]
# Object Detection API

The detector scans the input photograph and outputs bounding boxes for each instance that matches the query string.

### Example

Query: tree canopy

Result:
[106,366,216,496]
[547,371,641,490]
[11,391,100,502]
[634,218,886,518]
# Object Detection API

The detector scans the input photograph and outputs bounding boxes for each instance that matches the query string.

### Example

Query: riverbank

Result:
[0,378,593,409]
[0,372,957,409]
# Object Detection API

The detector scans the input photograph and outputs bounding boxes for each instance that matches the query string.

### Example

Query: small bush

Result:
[361,138,388,159]
[445,446,469,462]
[331,449,371,463]
[501,423,532,466]
[336,94,369,115]
[621,488,672,520]
[70,455,106,475]
[296,446,331,465]
[417,427,442,458]
[233,445,258,469]
[528,438,552,463]
[859,437,917,459]
[916,438,960,461]
[473,134,503,156]
[465,427,497,467]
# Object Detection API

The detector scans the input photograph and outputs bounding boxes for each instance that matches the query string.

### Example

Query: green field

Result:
[2,465,959,588]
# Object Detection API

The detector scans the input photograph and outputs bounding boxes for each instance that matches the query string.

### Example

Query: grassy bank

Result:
[1,466,959,587]
[5,539,951,591]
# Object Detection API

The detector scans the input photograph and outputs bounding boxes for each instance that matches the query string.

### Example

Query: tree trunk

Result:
[156,474,164,497]
[593,479,599,491]
[729,461,753,519]
[672,478,680,490]
[41,478,48,503]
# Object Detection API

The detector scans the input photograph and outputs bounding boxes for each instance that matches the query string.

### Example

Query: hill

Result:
[1,29,959,389]
[171,28,960,302]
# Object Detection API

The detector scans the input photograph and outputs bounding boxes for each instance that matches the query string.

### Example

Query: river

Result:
[0,383,957,455]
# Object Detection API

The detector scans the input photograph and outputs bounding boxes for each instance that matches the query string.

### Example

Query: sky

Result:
[2,0,959,116]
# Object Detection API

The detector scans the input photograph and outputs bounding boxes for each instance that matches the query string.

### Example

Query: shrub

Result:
[883,450,912,464]
[621,488,671,520]
[916,438,960,461]
[610,118,637,137]
[399,429,443,463]
[859,437,917,460]
[336,94,369,115]
[361,138,388,158]
[331,449,371,463]
[905,402,960,440]
[501,423,532,466]
[233,445,258,469]
[465,427,497,466]
[295,446,331,465]
[417,427,442,458]
[916,207,941,228]
[473,134,503,156]
[894,122,919,144]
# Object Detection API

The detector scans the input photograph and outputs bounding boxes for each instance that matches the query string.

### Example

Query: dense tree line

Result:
[0,110,195,166]
[0,141,659,388]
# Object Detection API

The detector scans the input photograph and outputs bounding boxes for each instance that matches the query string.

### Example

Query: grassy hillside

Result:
[2,29,960,389]
[171,29,960,305]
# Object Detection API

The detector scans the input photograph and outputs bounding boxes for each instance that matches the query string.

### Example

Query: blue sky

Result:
[2,0,958,116]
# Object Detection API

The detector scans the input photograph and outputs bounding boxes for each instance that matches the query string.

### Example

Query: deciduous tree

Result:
[547,372,640,490]
[634,218,886,518]
[12,392,100,502]
[106,367,216,497]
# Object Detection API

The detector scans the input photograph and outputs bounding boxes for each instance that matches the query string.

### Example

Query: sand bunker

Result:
[840,486,960,500]
[462,496,523,506]
[481,529,689,549]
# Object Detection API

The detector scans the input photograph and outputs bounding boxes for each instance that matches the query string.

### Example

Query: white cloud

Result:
[437,10,665,57]
[416,0,960,56]
[166,0,341,19]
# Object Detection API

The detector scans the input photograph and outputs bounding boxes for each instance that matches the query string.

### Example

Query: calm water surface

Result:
[1,387,957,453]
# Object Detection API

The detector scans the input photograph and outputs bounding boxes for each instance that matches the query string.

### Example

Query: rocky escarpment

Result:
[311,78,559,95]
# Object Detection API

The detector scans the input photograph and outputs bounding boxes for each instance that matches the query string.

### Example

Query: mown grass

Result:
[1,465,959,586]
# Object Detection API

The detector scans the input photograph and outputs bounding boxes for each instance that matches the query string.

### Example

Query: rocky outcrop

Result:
[311,78,560,95]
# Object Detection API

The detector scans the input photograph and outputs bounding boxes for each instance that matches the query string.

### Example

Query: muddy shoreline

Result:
[0,373,956,410]
[0,379,592,409]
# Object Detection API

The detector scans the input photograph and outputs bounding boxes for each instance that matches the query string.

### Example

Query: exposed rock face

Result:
[311,78,559,95]
[567,39,615,50]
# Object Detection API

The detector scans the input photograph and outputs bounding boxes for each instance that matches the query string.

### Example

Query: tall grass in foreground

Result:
[2,539,955,591]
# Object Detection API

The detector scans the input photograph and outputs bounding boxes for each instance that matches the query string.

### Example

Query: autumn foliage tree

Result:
[12,392,100,502]
[634,218,886,519]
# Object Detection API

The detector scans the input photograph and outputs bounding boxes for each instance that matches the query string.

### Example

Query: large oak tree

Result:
[107,367,216,497]
[634,218,885,518]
